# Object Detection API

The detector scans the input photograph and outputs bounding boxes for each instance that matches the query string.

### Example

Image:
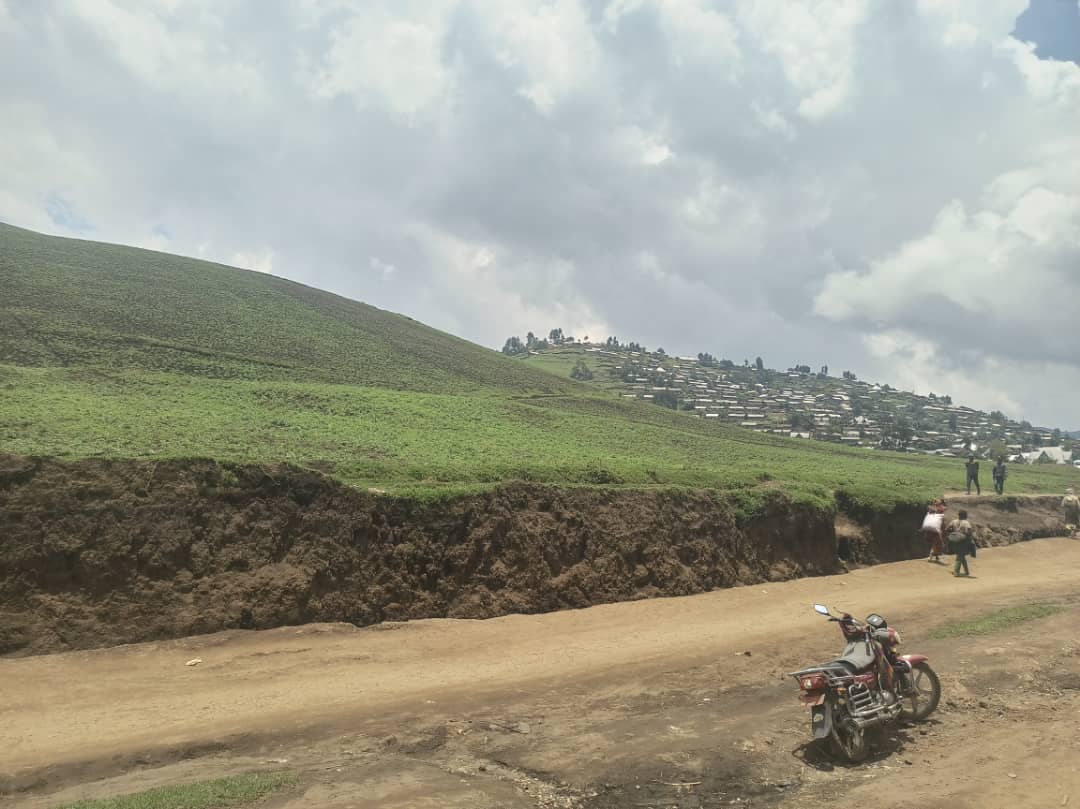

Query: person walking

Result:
[946,509,976,577]
[992,457,1007,495]
[965,456,981,495]
[920,501,946,562]
[1063,488,1080,537]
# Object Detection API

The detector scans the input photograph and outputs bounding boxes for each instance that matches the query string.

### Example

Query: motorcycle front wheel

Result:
[899,662,941,721]
[828,715,870,763]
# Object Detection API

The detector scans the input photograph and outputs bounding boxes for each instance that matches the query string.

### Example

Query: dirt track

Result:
[5,538,1080,808]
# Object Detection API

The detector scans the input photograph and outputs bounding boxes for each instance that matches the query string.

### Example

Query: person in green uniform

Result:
[992,458,1007,495]
[965,456,981,495]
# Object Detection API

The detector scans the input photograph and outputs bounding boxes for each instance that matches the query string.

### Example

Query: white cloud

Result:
[2,0,1079,426]
[369,256,398,280]
[412,225,609,344]
[614,125,673,165]
[308,5,454,122]
[474,0,604,115]
[862,328,1024,416]
[231,250,275,274]
[737,0,868,121]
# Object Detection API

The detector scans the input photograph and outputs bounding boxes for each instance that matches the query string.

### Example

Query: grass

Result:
[2,221,1077,513]
[929,603,1064,639]
[59,771,296,809]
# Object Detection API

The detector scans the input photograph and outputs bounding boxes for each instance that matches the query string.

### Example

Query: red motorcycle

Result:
[791,604,941,762]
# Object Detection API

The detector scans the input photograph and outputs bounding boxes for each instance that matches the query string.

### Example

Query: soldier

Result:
[965,456,981,495]
[992,457,1007,495]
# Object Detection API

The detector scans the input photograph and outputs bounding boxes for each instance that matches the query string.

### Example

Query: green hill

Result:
[1,222,1074,510]
[0,222,565,393]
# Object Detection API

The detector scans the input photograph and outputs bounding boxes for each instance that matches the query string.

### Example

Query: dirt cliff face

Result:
[836,493,1069,564]
[3,456,1066,657]
[0,456,838,656]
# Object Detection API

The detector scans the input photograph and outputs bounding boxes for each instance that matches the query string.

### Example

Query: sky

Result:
[1,0,1079,429]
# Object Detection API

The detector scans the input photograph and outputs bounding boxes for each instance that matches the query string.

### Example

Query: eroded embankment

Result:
[0,456,839,656]
[0,456,1069,657]
[836,492,1069,563]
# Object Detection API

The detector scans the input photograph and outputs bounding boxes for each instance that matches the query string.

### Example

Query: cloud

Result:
[307,3,454,122]
[231,249,275,275]
[815,33,1080,396]
[0,0,1078,427]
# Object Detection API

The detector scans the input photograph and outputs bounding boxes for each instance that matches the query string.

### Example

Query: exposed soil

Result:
[4,538,1080,808]
[0,456,1070,657]
[0,455,838,656]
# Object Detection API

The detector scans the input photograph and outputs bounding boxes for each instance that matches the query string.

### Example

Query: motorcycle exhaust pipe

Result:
[851,705,902,730]
[852,714,887,730]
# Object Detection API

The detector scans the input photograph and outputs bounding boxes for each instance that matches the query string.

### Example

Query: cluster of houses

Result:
[544,344,1076,464]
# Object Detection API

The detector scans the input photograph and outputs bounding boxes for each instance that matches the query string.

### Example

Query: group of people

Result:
[920,500,977,577]
[921,488,1080,574]
[963,455,1008,496]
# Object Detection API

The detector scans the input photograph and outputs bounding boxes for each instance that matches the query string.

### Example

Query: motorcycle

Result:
[790,604,941,762]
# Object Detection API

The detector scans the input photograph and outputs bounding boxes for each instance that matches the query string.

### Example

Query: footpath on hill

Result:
[5,537,1080,808]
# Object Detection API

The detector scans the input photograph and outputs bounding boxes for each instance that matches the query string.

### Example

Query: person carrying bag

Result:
[945,509,976,577]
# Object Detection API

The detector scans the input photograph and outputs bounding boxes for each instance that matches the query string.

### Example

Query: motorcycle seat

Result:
[832,641,876,672]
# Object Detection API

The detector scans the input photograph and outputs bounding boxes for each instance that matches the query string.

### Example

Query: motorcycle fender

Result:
[811,700,832,739]
[899,654,929,666]
[800,692,826,706]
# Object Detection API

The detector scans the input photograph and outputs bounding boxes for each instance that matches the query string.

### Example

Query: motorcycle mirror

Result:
[813,604,830,615]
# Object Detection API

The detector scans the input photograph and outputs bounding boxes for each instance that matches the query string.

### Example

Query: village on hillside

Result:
[507,331,1078,466]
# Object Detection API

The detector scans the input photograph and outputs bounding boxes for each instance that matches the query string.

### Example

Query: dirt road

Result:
[5,538,1080,808]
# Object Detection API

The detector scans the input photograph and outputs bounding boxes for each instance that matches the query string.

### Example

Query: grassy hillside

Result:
[0,222,562,394]
[2,222,1075,511]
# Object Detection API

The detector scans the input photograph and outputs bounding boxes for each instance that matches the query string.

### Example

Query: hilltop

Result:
[517,339,1078,464]
[0,222,564,394]
[1,223,1076,511]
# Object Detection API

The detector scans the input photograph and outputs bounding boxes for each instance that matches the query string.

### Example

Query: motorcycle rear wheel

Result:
[828,716,870,763]
[899,662,941,721]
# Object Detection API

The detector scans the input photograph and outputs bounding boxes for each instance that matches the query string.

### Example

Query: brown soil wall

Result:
[0,456,838,656]
[1,457,1068,657]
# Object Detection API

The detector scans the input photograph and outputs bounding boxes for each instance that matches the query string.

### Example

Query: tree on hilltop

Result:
[570,359,594,381]
[501,336,526,355]
[653,390,679,410]
[524,332,549,351]
[754,356,765,371]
